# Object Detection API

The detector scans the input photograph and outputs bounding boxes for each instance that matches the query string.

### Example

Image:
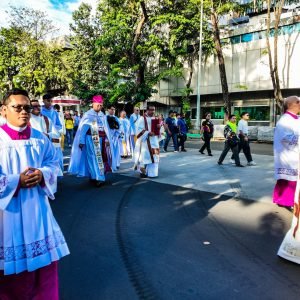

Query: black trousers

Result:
[200,135,212,154]
[231,136,253,163]
[178,133,187,150]
[219,141,241,165]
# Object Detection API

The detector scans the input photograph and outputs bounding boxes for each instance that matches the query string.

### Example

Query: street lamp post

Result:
[195,0,203,131]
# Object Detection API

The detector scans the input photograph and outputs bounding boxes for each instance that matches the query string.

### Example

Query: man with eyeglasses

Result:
[129,106,141,150]
[0,88,69,299]
[230,112,256,166]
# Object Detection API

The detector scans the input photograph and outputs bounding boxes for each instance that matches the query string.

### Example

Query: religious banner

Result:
[90,120,104,174]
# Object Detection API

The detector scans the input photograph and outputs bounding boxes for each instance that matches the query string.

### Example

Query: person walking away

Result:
[65,112,74,147]
[199,112,214,156]
[230,112,256,165]
[273,96,300,209]
[129,107,141,151]
[0,88,69,299]
[68,95,113,187]
[177,113,188,152]
[164,110,179,152]
[133,105,160,178]
[218,114,243,167]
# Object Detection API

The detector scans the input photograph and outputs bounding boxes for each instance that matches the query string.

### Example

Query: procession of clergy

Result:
[0,88,160,299]
[2,88,300,299]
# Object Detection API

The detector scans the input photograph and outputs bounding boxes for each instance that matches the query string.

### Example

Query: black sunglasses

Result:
[9,105,33,113]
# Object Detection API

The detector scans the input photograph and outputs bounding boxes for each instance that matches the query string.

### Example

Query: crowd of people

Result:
[1,88,300,299]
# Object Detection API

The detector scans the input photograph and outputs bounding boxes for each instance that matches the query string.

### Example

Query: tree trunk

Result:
[131,1,148,95]
[211,9,231,117]
[266,0,284,117]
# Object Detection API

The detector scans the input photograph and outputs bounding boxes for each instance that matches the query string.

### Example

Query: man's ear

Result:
[2,105,8,117]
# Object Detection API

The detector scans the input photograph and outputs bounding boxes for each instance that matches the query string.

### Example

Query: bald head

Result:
[284,96,300,113]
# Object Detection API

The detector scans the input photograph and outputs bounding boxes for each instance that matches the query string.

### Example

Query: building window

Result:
[230,35,241,44]
[241,33,253,42]
[233,106,270,121]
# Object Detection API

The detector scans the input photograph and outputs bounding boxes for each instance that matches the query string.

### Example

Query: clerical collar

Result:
[7,122,27,132]
[285,111,298,119]
[1,122,31,140]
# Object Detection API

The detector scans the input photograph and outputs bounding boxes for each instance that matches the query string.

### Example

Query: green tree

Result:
[0,6,70,96]
[69,3,104,100]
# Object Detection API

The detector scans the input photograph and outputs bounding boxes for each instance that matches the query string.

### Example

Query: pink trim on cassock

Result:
[0,124,31,140]
[0,261,59,300]
[273,179,296,207]
[285,111,298,120]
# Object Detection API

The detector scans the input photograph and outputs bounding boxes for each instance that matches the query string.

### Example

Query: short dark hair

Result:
[229,114,236,119]
[53,104,60,110]
[107,104,115,109]
[147,105,155,110]
[42,93,53,101]
[168,110,174,115]
[30,99,39,104]
[2,88,29,105]
[204,112,211,118]
[241,112,249,117]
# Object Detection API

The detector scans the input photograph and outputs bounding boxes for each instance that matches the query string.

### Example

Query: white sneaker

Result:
[174,150,178,153]
[230,159,235,164]
[247,161,257,166]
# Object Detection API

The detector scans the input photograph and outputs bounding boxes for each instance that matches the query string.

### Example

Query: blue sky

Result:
[0,0,97,35]
[49,0,79,11]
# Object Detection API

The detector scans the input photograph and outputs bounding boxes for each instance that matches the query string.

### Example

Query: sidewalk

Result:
[118,148,275,203]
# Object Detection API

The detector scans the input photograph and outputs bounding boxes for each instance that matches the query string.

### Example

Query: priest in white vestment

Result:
[30,99,50,135]
[129,107,141,150]
[41,94,64,175]
[133,105,160,178]
[273,96,300,208]
[106,104,121,171]
[0,88,69,299]
[68,95,113,187]
[119,110,132,158]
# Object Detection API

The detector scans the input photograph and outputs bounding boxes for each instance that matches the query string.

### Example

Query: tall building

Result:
[155,3,300,126]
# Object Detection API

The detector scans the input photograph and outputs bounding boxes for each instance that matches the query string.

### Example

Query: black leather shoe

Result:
[208,153,213,156]
[236,164,244,167]
[140,173,148,178]
[217,162,223,165]
[199,150,204,154]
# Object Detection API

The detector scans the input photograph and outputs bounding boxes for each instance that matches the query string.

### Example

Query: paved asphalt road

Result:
[53,163,299,299]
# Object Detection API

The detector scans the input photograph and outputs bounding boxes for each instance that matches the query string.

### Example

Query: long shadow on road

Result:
[52,174,299,300]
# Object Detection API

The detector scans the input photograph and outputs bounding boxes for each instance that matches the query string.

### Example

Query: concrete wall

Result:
[210,125,274,142]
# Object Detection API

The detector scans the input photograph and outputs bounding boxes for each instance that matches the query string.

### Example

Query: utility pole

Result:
[195,0,203,131]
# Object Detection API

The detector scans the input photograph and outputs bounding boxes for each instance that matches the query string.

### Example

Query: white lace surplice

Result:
[0,128,69,275]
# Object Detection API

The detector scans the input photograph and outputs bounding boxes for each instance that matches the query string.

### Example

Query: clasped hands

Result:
[20,168,43,188]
